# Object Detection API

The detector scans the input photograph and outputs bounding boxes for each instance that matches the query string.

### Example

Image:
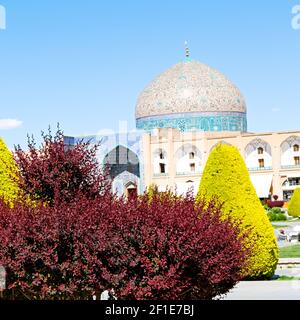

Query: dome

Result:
[136,60,247,132]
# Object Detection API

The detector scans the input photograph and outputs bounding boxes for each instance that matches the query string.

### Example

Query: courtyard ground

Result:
[223,280,300,300]
[223,255,300,300]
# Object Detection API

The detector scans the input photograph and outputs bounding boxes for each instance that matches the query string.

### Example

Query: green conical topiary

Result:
[197,143,278,279]
[288,188,300,218]
[0,138,20,205]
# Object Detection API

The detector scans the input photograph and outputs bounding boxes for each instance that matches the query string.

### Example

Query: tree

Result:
[0,138,20,205]
[14,126,110,204]
[288,188,300,217]
[197,144,278,279]
[0,191,248,300]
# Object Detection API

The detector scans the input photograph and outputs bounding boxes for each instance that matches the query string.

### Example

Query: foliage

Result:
[269,207,283,215]
[288,188,300,218]
[0,138,20,205]
[267,211,287,222]
[0,191,248,300]
[266,200,285,209]
[197,144,278,279]
[262,202,269,211]
[14,127,110,204]
[267,207,287,221]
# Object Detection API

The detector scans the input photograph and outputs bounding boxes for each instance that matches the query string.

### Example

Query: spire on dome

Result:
[185,41,190,60]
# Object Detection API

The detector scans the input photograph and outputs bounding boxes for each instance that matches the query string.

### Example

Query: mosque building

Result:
[65,48,300,201]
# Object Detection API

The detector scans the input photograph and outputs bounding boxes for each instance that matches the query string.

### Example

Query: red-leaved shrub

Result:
[14,127,110,203]
[0,191,249,300]
[266,200,285,208]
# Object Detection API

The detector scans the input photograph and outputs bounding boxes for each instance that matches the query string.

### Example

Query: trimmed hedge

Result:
[266,200,285,209]
[197,144,278,279]
[0,138,20,205]
[288,188,300,218]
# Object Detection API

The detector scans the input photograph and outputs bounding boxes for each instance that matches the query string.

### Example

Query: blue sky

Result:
[0,0,299,149]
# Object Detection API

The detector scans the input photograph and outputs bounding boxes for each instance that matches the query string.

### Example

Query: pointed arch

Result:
[175,144,202,160]
[281,136,300,167]
[175,144,202,175]
[153,148,168,175]
[244,139,272,170]
[281,136,300,154]
[245,139,272,157]
[103,145,140,179]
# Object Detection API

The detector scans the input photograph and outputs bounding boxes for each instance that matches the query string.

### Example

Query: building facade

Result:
[65,55,300,201]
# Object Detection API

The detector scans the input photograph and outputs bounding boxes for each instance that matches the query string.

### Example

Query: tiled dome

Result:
[136,60,247,132]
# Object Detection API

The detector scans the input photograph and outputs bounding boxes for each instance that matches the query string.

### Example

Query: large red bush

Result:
[14,127,110,203]
[0,191,249,300]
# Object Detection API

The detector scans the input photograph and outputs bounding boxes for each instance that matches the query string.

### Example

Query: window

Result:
[294,157,300,165]
[258,147,264,155]
[258,159,265,168]
[159,152,164,160]
[160,163,166,174]
[190,163,196,172]
[294,145,300,152]
[189,152,195,160]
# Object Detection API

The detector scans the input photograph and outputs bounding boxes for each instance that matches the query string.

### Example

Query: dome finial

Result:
[185,41,190,60]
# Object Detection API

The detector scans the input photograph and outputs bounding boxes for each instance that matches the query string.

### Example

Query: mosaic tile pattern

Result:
[136,60,247,131]
[136,112,247,132]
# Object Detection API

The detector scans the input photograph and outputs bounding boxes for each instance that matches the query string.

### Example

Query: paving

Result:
[223,257,300,300]
[279,258,300,264]
[223,281,300,300]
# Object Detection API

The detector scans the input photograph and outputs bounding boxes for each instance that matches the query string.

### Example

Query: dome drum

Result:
[136,112,247,132]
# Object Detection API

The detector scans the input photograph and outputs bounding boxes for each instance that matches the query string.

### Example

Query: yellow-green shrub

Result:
[0,138,20,205]
[197,144,278,279]
[288,188,300,217]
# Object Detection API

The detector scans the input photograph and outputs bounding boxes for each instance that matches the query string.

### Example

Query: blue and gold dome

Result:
[136,59,247,132]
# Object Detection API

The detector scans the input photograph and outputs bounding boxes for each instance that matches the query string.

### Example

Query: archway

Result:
[175,144,202,174]
[245,139,272,169]
[281,136,300,168]
[125,182,138,200]
[103,145,140,179]
[153,148,168,175]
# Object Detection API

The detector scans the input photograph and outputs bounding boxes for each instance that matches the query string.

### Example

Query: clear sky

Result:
[0,0,299,149]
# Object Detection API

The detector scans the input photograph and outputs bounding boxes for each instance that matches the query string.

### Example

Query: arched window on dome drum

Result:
[294,144,300,152]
